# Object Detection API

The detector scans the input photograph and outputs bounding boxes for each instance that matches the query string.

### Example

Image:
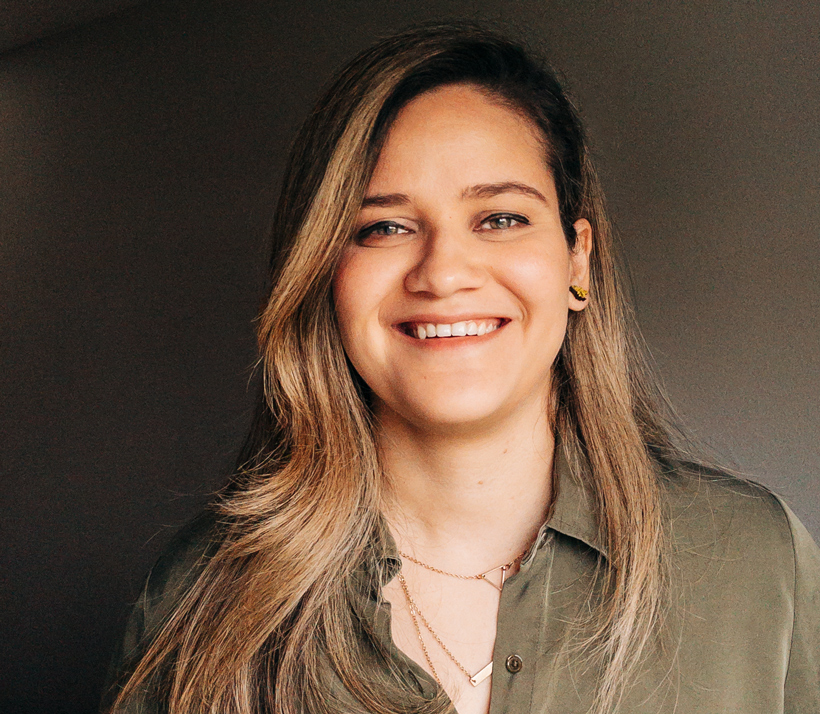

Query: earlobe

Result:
[568,219,593,311]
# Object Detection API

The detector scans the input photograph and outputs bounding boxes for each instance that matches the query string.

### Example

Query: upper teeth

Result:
[414,320,500,339]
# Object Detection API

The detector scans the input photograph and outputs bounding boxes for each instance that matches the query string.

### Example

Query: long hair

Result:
[111,22,679,714]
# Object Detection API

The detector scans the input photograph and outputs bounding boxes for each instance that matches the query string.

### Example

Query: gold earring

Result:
[569,285,588,301]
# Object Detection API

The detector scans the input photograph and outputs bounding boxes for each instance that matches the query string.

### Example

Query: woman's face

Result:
[332,84,591,434]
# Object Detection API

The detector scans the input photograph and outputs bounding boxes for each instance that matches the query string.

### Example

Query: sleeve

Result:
[777,498,820,714]
[100,512,219,714]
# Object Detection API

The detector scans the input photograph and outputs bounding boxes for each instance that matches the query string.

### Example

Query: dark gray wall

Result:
[1,2,817,712]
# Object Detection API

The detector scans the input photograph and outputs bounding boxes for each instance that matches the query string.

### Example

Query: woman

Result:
[104,23,820,714]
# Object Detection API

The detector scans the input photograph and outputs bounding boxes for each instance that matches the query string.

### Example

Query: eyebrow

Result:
[360,193,411,208]
[462,181,549,204]
[360,181,549,209]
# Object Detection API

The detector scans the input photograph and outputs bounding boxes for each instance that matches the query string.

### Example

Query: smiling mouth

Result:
[398,318,506,340]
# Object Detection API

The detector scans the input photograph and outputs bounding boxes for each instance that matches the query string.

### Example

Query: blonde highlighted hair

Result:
[110,22,680,714]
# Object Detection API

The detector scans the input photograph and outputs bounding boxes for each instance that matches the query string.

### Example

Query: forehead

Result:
[368,84,551,195]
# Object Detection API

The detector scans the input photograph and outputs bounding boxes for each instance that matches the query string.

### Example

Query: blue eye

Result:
[481,213,529,230]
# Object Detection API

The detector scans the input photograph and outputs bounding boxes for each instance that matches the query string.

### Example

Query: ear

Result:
[568,218,593,312]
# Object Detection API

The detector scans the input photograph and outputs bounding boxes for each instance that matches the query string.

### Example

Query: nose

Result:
[404,228,487,297]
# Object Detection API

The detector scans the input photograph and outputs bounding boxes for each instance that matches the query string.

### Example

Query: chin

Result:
[416,406,504,433]
[383,386,540,436]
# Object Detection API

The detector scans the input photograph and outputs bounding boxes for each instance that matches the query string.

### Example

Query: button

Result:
[505,654,523,673]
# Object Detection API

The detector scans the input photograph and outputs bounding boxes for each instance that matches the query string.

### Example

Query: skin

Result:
[332,84,592,714]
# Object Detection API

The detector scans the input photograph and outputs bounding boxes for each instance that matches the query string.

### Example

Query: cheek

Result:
[332,249,377,332]
[331,264,371,390]
[331,257,358,339]
[331,249,396,370]
[503,244,571,313]
[332,246,412,324]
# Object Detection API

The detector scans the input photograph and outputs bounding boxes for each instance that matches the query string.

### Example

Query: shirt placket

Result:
[487,535,555,714]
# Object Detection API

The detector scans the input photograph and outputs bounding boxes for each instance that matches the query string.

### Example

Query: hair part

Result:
[110,21,678,714]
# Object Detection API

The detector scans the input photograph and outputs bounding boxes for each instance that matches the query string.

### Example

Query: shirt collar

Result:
[547,442,607,559]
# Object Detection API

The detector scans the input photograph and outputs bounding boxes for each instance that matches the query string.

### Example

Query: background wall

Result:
[1,1,817,712]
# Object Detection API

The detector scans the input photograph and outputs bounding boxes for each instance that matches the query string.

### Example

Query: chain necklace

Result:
[395,545,530,688]
[397,571,494,688]
[398,544,531,591]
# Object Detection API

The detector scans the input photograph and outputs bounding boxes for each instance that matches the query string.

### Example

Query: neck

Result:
[377,401,555,574]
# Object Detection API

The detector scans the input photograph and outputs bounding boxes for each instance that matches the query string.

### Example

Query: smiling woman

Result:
[103,22,820,714]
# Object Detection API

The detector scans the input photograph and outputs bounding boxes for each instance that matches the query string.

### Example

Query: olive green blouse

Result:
[104,450,820,713]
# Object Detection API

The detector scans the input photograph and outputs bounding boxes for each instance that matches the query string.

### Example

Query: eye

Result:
[479,213,529,231]
[356,220,413,245]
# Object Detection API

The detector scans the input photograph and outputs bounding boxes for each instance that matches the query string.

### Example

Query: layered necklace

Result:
[396,545,530,688]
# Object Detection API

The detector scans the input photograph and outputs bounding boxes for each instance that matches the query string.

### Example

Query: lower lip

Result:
[394,321,508,347]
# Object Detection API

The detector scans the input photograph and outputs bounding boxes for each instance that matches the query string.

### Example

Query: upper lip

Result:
[392,314,508,326]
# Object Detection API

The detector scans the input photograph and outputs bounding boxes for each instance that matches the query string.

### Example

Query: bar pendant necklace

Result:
[397,573,494,687]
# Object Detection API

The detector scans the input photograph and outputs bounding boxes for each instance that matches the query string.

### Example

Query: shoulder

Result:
[656,458,803,560]
[652,458,820,707]
[103,510,222,711]
[139,509,222,633]
[122,513,221,647]
[654,456,820,617]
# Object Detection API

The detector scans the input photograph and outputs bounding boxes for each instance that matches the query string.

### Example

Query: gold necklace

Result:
[397,572,494,688]
[394,544,533,687]
[398,545,531,591]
